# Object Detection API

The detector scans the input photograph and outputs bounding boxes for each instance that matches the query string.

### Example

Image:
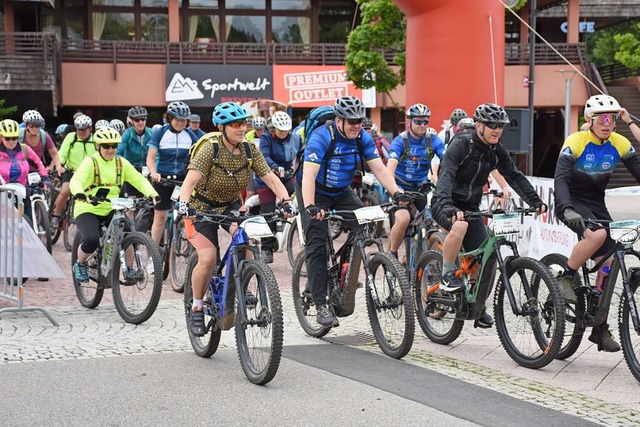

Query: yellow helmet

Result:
[0,119,20,138]
[94,126,122,145]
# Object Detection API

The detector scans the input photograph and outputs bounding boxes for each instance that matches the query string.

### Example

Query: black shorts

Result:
[191,200,242,248]
[153,176,184,211]
[121,182,144,198]
[432,203,488,252]
[62,170,74,183]
[558,200,615,258]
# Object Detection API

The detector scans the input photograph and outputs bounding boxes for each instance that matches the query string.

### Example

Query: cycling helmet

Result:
[456,117,475,131]
[253,116,266,129]
[426,127,438,136]
[74,114,93,130]
[94,126,122,145]
[0,119,20,138]
[128,106,148,119]
[271,111,292,131]
[94,119,110,130]
[449,108,468,125]
[188,114,201,123]
[406,103,431,118]
[55,124,69,136]
[109,119,126,134]
[362,117,373,128]
[37,117,46,129]
[212,102,251,126]
[22,110,43,125]
[334,96,366,119]
[584,95,622,118]
[152,124,163,131]
[166,101,191,120]
[473,103,509,124]
[73,112,84,121]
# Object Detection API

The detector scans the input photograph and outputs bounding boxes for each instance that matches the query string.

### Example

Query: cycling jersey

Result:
[149,125,198,176]
[0,144,48,185]
[255,132,299,189]
[303,123,379,195]
[117,126,153,169]
[69,152,157,217]
[388,131,445,189]
[59,132,96,171]
[555,130,640,213]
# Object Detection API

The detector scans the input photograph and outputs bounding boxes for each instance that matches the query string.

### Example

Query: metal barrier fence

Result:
[0,185,58,326]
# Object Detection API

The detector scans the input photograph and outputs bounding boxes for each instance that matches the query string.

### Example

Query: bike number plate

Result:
[111,198,134,210]
[492,213,519,237]
[27,172,42,185]
[170,185,181,202]
[609,220,640,243]
[354,205,386,224]
[242,217,274,239]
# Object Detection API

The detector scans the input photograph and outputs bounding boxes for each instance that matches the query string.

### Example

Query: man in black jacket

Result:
[431,103,547,328]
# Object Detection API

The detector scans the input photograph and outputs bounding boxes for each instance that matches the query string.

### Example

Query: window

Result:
[318,3,357,43]
[226,0,265,9]
[142,13,168,41]
[96,13,135,41]
[227,15,265,43]
[272,0,311,10]
[272,16,310,44]
[188,15,220,42]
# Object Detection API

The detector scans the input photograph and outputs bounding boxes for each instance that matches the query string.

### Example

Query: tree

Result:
[0,98,17,119]
[588,21,640,69]
[345,0,406,98]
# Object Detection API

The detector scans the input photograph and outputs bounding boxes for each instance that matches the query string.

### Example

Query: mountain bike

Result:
[291,204,415,359]
[25,173,52,253]
[415,207,565,369]
[540,219,640,382]
[48,177,77,252]
[71,189,163,324]
[183,210,285,385]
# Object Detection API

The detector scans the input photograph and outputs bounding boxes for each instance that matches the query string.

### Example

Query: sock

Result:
[192,299,203,310]
[443,260,456,276]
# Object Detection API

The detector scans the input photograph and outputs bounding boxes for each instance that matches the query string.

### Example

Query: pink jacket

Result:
[0,143,48,185]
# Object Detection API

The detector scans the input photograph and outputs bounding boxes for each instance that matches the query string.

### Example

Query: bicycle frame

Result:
[98,201,136,279]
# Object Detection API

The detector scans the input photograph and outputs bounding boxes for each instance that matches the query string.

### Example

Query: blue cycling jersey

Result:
[304,123,379,195]
[388,132,445,189]
[148,125,198,176]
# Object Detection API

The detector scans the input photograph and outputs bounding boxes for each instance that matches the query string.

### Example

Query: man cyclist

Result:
[178,102,294,336]
[188,114,206,139]
[554,94,640,352]
[438,108,468,147]
[387,103,445,258]
[298,95,410,327]
[51,114,95,230]
[432,103,547,329]
[69,127,158,282]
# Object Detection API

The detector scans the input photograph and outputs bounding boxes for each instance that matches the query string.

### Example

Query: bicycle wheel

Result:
[362,194,384,238]
[414,250,464,344]
[71,231,104,308]
[111,231,163,324]
[426,230,445,252]
[291,252,332,338]
[539,253,585,360]
[494,257,565,369]
[286,217,304,269]
[619,272,640,383]
[235,260,284,385]
[366,252,415,359]
[63,216,77,252]
[184,253,221,358]
[169,220,193,293]
[33,199,52,253]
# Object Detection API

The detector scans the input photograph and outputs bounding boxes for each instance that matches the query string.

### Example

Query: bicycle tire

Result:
[33,199,52,253]
[48,187,62,244]
[494,257,565,369]
[426,230,445,252]
[619,274,640,383]
[286,217,304,269]
[111,232,163,324]
[169,219,192,293]
[291,252,332,338]
[235,260,284,385]
[362,194,384,239]
[184,253,222,358]
[366,252,415,359]
[414,250,464,344]
[63,218,77,252]
[71,231,104,308]
[539,253,585,360]
[161,227,170,281]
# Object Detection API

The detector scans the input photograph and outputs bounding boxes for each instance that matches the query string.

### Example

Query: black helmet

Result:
[449,108,468,125]
[334,96,366,120]
[473,103,509,124]
[128,106,148,119]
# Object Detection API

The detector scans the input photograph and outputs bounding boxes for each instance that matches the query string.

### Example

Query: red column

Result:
[393,0,505,127]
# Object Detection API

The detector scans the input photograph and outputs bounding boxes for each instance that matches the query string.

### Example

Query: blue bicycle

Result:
[183,210,285,385]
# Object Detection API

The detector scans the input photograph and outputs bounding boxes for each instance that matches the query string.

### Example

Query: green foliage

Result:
[588,21,640,68]
[0,99,18,119]
[345,0,406,96]
[614,32,640,70]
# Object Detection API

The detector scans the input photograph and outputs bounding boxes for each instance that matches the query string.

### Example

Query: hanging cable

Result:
[489,15,498,103]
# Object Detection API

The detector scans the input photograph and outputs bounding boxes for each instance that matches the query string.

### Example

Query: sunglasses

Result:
[227,120,247,129]
[27,123,41,128]
[100,143,118,150]
[4,137,18,141]
[132,117,147,123]
[485,122,506,130]
[412,119,429,126]
[593,113,618,125]
[346,118,363,126]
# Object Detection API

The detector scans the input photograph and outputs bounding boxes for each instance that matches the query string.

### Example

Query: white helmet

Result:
[109,119,126,134]
[22,110,43,125]
[75,114,93,130]
[252,116,267,130]
[271,111,292,131]
[584,95,621,118]
[94,119,110,130]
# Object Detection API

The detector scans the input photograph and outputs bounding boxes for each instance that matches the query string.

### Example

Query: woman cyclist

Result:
[109,119,126,136]
[69,127,158,282]
[118,106,153,198]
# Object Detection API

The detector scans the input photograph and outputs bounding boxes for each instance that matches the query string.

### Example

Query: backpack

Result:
[18,127,46,152]
[85,156,123,192]
[399,131,433,161]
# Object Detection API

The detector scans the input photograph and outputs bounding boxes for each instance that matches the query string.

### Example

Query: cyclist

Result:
[178,102,294,336]
[387,103,445,258]
[431,103,547,329]
[146,101,198,264]
[95,119,110,130]
[69,127,159,282]
[245,116,266,142]
[54,124,70,148]
[20,110,64,176]
[554,94,640,352]
[187,114,206,138]
[438,108,468,147]
[298,95,410,327]
[118,106,153,200]
[109,119,126,136]
[254,111,298,262]
[51,114,95,230]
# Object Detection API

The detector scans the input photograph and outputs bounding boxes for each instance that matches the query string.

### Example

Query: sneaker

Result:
[220,310,235,330]
[559,275,577,304]
[145,258,155,274]
[124,267,136,283]
[474,311,494,329]
[50,216,60,230]
[189,307,206,337]
[73,262,89,282]
[262,249,273,264]
[245,290,258,308]
[589,324,621,352]
[428,308,447,320]
[316,304,339,327]
[440,272,465,293]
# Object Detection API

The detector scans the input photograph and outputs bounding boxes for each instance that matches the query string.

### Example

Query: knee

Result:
[393,210,410,228]
[81,238,99,254]
[589,228,608,245]
[450,220,468,238]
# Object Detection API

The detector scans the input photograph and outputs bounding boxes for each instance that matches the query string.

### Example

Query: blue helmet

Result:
[212,102,251,126]
[55,124,69,135]
[166,101,191,120]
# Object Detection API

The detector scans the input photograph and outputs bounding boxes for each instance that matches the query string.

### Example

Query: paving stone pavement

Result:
[3,216,640,426]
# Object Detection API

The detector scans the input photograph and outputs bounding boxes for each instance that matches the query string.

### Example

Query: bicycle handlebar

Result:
[192,208,290,225]
[463,206,538,219]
